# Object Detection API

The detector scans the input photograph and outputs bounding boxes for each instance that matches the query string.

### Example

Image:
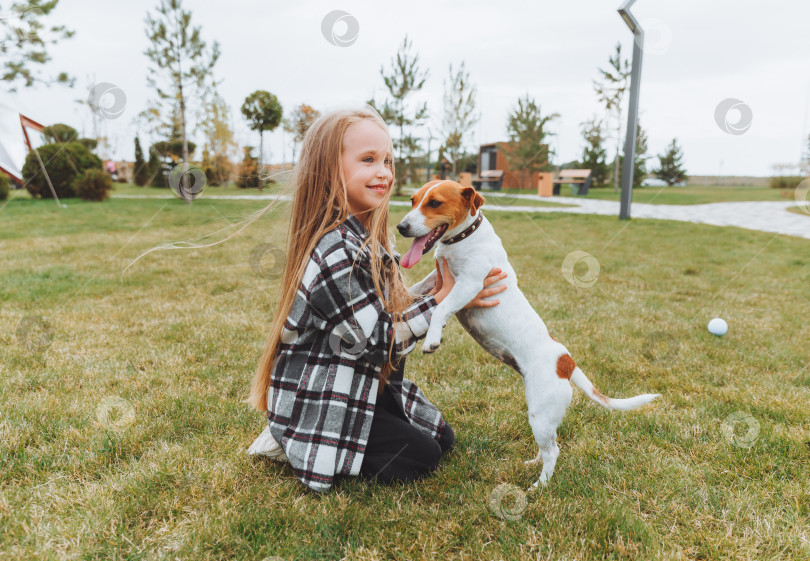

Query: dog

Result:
[396,180,660,488]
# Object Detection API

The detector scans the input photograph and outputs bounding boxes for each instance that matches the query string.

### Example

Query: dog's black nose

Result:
[396,223,408,235]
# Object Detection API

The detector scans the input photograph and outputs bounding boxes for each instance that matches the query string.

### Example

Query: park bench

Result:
[553,169,593,196]
[472,169,505,191]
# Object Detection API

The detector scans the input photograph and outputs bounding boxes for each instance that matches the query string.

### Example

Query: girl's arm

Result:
[408,268,438,297]
[307,242,437,365]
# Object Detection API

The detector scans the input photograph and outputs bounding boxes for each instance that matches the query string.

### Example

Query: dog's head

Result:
[396,180,485,269]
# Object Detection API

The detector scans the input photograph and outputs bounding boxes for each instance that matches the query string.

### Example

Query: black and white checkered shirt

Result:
[266,214,447,492]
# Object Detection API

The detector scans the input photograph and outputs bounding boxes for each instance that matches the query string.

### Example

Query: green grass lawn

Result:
[1,195,808,560]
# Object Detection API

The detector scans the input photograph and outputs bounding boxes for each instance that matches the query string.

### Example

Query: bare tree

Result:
[283,104,320,165]
[593,42,631,193]
[441,61,479,180]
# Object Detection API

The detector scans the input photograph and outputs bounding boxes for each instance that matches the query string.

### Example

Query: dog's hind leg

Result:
[529,438,560,490]
[525,379,572,489]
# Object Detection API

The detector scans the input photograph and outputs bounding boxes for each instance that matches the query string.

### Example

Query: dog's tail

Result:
[570,367,660,411]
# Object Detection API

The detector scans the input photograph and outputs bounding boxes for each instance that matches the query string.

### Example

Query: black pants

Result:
[359,380,454,484]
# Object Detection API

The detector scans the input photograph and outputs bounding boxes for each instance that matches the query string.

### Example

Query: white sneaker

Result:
[247,426,288,462]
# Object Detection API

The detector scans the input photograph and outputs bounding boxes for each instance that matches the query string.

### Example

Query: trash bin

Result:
[538,172,553,197]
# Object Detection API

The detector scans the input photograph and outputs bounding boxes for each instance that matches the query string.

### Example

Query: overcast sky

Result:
[3,0,810,177]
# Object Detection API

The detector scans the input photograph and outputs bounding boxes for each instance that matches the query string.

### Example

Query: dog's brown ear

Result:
[461,187,485,216]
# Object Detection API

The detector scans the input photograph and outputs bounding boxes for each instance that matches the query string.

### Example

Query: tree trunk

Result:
[613,110,622,194]
[259,130,264,191]
[177,57,191,204]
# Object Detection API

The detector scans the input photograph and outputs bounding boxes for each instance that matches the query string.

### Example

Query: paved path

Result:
[111,193,810,241]
[479,192,810,241]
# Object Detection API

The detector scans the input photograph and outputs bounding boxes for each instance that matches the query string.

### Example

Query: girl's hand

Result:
[431,259,507,307]
[463,267,507,309]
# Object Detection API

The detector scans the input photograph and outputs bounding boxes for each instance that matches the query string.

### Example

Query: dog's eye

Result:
[427,200,443,208]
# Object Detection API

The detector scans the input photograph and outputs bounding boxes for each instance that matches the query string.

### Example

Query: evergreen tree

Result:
[616,122,649,188]
[144,0,220,203]
[134,137,149,186]
[632,122,649,188]
[579,116,609,187]
[504,93,559,188]
[651,138,688,186]
[147,146,163,187]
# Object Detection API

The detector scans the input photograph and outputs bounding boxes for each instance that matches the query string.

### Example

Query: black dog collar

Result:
[442,212,484,246]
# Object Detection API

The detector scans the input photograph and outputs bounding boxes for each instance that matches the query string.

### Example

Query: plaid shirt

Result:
[266,214,448,492]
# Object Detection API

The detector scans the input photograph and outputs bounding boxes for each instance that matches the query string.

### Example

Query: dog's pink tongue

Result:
[400,234,429,269]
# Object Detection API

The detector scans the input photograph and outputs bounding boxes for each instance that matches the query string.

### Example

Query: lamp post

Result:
[618,0,644,220]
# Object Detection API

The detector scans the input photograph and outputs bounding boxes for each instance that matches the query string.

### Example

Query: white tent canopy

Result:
[0,100,46,184]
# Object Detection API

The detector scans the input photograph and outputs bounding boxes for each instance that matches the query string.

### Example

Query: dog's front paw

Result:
[422,330,442,354]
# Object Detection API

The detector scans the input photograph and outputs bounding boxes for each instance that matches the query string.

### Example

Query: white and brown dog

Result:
[397,180,660,488]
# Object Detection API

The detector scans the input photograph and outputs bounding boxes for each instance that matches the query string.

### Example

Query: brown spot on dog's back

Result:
[556,354,576,380]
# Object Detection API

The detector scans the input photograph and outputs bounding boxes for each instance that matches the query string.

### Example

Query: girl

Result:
[246,105,508,493]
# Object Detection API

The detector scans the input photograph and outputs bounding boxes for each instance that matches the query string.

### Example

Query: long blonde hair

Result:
[246,105,414,412]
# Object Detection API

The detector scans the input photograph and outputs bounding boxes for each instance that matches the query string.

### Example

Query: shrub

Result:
[769,176,804,189]
[22,142,102,199]
[201,152,234,187]
[0,173,10,201]
[147,149,165,187]
[236,147,260,188]
[73,169,112,201]
[42,123,79,143]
